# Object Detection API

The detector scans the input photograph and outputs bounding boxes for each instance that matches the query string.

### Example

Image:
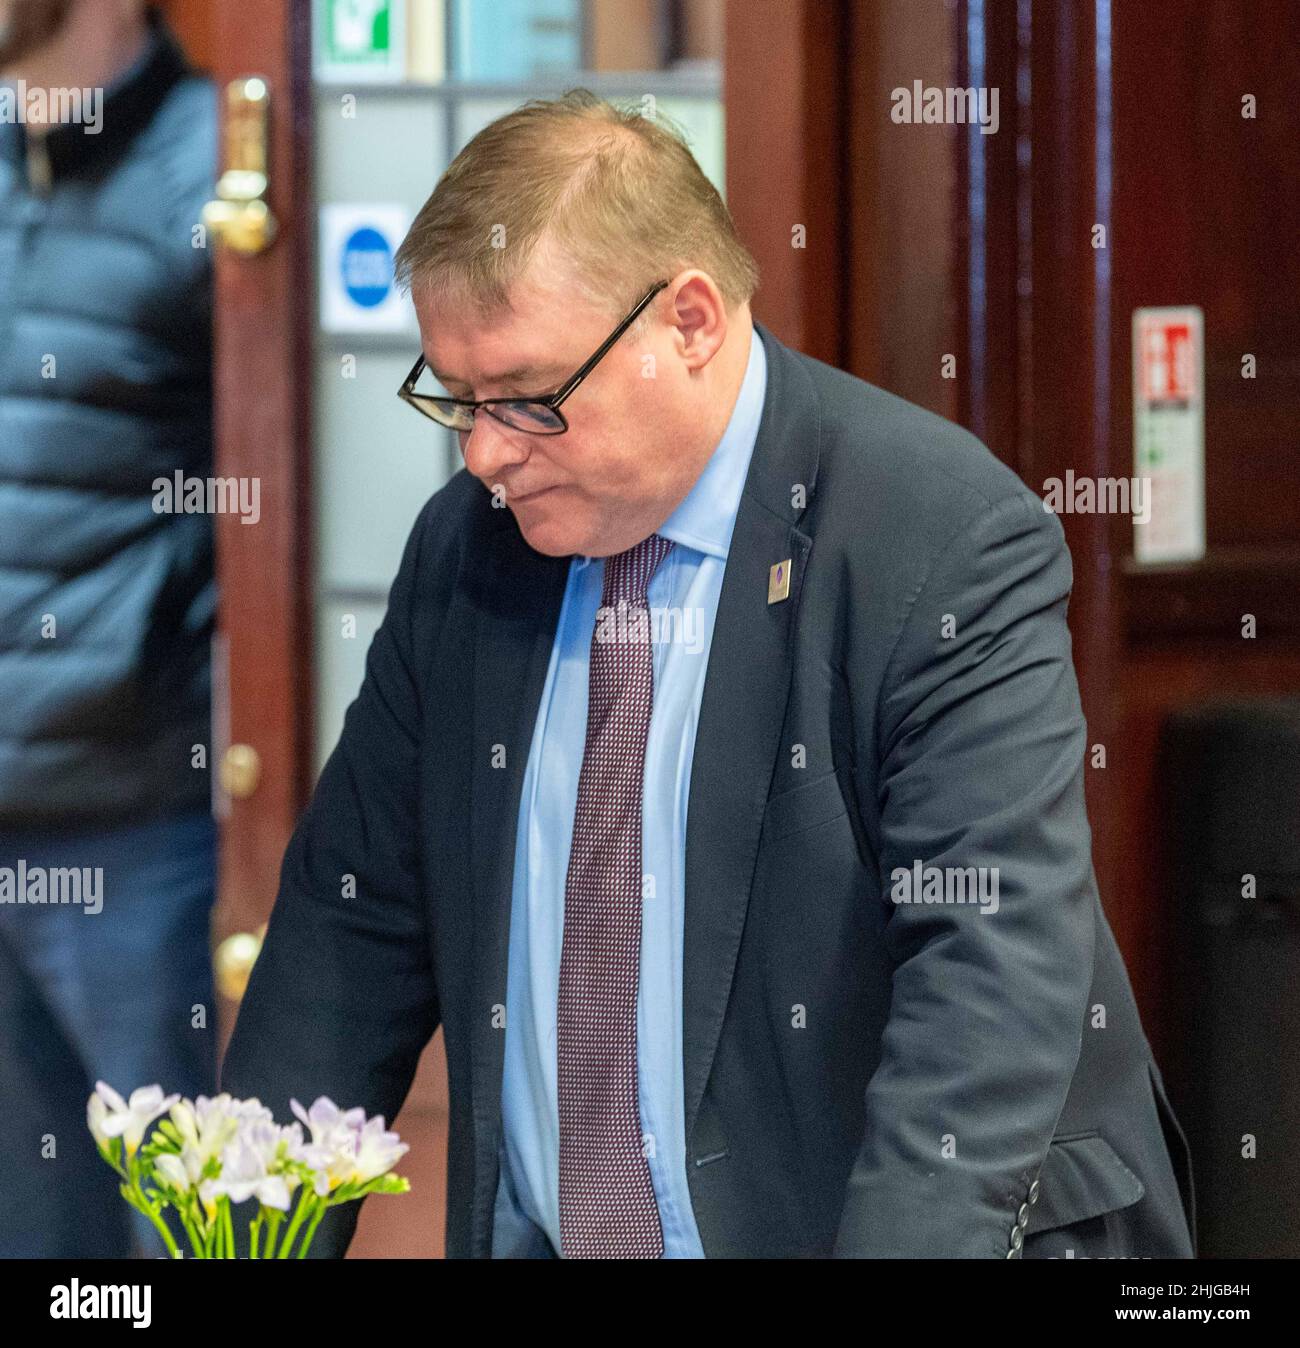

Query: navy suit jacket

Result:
[222,321,1196,1258]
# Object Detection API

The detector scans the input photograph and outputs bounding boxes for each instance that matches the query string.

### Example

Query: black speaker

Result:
[1159,699,1300,1258]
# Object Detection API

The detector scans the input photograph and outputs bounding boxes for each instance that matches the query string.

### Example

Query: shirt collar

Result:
[0,6,188,186]
[574,322,769,570]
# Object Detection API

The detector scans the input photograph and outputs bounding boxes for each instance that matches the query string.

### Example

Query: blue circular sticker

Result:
[341,226,392,308]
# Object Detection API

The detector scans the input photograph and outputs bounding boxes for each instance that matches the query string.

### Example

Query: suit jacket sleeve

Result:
[833,490,1095,1257]
[220,499,440,1258]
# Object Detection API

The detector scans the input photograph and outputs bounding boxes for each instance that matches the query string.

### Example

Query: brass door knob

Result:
[202,196,277,255]
[220,743,261,799]
[214,926,265,1001]
[202,76,278,256]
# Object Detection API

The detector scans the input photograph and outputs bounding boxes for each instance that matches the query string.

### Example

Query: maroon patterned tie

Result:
[557,532,674,1258]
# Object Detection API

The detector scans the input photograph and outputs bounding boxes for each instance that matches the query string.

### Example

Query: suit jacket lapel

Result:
[468,519,568,1251]
[682,322,821,1148]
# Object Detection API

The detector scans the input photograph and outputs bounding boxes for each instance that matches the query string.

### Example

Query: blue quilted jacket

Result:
[0,8,215,828]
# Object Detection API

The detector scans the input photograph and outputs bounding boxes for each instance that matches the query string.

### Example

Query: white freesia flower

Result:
[291,1096,366,1143]
[166,1095,283,1215]
[201,1117,303,1211]
[165,1093,273,1190]
[87,1091,112,1151]
[291,1097,408,1195]
[153,1152,191,1193]
[87,1082,179,1158]
[352,1115,410,1184]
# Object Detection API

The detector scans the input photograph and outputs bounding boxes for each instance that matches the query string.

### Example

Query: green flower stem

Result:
[296,1200,328,1258]
[263,1210,283,1260]
[140,1201,180,1259]
[121,1174,180,1260]
[250,1213,262,1259]
[185,1197,204,1253]
[180,1210,205,1258]
[98,1140,127,1181]
[276,1184,316,1258]
[222,1199,235,1259]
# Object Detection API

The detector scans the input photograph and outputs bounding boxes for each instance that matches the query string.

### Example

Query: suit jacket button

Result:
[1029,1178,1040,1204]
[1009,1224,1024,1251]
[1017,1201,1030,1227]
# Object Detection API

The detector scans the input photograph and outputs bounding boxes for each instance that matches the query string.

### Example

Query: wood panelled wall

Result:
[727,0,1300,1067]
[155,0,215,71]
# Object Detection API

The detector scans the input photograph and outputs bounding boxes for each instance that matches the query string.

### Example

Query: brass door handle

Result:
[202,76,278,256]
[203,197,276,256]
[220,743,261,799]
[214,925,266,1002]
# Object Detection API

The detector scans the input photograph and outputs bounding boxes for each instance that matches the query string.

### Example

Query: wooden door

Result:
[155,0,314,1057]
[158,0,447,1258]
[725,0,1300,1069]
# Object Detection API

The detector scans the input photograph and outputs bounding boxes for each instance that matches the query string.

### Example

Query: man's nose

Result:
[459,410,528,482]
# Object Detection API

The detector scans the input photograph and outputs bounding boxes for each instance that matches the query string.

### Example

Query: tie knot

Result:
[601,533,674,608]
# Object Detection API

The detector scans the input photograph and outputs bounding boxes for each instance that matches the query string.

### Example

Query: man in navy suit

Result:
[223,89,1195,1259]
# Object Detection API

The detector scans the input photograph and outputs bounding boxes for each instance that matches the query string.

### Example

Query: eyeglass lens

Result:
[410,392,564,434]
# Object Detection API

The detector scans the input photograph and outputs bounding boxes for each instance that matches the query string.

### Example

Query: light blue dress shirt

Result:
[490,325,768,1258]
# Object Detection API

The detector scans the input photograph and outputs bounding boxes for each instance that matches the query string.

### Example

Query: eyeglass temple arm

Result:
[401,351,428,392]
[546,281,668,407]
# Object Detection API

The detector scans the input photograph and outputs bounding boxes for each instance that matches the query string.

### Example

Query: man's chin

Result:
[513,516,582,558]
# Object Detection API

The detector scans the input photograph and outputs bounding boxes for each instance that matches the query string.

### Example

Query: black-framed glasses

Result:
[397,279,669,436]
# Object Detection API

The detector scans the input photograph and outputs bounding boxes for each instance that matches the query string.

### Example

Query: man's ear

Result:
[667,273,729,372]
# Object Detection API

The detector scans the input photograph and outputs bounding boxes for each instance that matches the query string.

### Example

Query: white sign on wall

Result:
[319,203,413,334]
[1132,306,1205,564]
[314,0,406,84]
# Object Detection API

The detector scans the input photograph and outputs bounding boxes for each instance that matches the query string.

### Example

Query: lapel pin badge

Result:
[768,558,792,604]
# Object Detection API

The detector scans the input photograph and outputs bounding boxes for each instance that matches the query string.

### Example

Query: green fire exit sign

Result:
[316,0,406,82]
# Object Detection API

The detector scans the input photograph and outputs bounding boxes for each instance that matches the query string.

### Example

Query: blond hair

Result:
[393,88,759,333]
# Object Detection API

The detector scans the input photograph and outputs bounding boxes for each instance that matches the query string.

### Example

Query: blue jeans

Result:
[0,807,217,1257]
